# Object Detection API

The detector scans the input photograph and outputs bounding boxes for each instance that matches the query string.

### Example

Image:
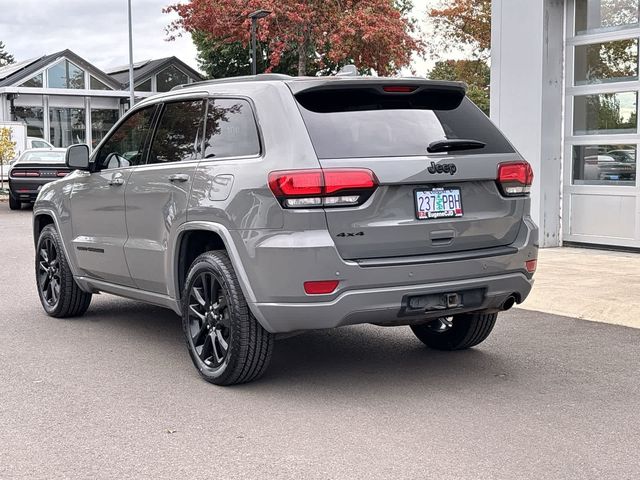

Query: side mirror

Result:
[66,144,90,170]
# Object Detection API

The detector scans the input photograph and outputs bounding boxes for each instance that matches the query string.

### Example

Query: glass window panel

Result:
[156,65,189,92]
[573,92,637,135]
[19,73,43,88]
[91,109,119,148]
[575,0,639,35]
[14,106,44,137]
[47,60,85,89]
[90,76,111,90]
[135,78,152,92]
[148,100,204,164]
[95,106,155,169]
[574,39,639,85]
[573,144,636,185]
[203,99,260,159]
[49,107,86,147]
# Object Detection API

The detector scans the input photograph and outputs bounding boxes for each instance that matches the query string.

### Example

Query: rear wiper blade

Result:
[427,139,486,154]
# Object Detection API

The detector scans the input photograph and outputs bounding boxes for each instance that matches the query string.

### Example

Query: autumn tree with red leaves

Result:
[165,0,422,77]
[429,0,491,59]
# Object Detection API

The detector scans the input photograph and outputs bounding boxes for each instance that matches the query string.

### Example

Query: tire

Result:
[410,312,497,351]
[8,193,21,210]
[36,225,92,318]
[182,251,274,386]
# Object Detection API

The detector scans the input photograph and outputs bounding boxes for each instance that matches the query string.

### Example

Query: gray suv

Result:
[33,74,538,385]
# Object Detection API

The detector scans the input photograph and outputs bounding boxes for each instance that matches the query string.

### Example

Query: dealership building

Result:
[0,49,202,149]
[492,0,640,249]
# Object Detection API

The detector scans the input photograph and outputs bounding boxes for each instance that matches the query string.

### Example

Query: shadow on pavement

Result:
[78,296,515,395]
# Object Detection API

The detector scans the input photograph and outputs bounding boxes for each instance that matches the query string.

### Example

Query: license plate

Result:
[415,187,463,220]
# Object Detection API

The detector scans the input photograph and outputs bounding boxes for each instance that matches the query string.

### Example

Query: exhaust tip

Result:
[502,295,517,311]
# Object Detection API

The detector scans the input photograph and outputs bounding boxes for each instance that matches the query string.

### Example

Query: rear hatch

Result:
[288,79,528,261]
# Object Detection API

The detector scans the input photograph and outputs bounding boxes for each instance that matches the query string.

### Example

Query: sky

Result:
[0,0,449,77]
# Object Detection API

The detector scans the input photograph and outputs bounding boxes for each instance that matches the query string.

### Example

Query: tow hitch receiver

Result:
[400,288,485,316]
[445,293,460,308]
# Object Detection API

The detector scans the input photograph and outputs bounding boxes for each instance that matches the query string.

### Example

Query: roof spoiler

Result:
[291,79,468,112]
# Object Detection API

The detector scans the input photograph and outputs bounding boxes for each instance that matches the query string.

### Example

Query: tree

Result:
[165,0,422,76]
[429,59,490,115]
[429,0,491,60]
[0,127,17,190]
[0,41,15,67]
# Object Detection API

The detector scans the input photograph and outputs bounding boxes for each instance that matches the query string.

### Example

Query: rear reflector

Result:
[525,259,537,273]
[304,280,339,295]
[269,168,377,209]
[497,161,534,196]
[382,85,417,93]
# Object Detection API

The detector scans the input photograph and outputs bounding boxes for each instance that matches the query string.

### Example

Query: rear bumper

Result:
[240,216,538,333]
[253,272,532,332]
[9,178,55,202]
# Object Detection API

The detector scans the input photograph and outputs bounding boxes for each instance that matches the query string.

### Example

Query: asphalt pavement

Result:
[1,207,639,479]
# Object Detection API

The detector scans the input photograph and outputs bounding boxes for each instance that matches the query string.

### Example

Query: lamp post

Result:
[127,0,135,107]
[248,9,271,76]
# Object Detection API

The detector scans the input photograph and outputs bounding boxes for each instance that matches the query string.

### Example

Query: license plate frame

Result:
[414,187,464,220]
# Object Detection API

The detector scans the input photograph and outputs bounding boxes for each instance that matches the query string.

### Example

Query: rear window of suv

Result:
[295,88,515,159]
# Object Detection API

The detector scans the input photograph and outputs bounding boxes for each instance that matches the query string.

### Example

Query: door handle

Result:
[109,175,124,186]
[169,174,190,183]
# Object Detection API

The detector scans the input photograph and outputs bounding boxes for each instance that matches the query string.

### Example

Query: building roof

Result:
[0,49,123,89]
[106,56,203,88]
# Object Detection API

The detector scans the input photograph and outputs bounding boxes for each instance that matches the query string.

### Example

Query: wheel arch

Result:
[171,222,258,310]
[33,212,56,248]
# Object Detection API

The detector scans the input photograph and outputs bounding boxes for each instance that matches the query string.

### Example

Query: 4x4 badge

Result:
[427,161,457,175]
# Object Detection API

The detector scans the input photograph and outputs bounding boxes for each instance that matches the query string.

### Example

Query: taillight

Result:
[497,161,533,196]
[268,168,378,208]
[56,171,69,177]
[10,170,39,177]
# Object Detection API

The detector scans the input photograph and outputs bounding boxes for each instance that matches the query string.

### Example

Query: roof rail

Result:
[171,73,293,91]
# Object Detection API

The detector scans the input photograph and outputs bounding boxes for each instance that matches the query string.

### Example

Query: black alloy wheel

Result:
[38,237,61,307]
[182,251,274,385]
[35,225,92,317]
[187,272,231,369]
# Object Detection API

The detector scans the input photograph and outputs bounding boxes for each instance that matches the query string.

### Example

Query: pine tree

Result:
[0,41,15,67]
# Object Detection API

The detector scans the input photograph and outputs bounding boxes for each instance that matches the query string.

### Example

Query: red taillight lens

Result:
[268,168,378,208]
[304,280,339,295]
[11,170,39,177]
[497,161,534,196]
[268,170,323,197]
[56,171,68,177]
[382,85,417,93]
[525,259,537,273]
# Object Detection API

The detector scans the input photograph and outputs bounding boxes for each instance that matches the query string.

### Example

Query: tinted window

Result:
[203,99,260,159]
[297,94,514,159]
[95,106,155,170]
[148,100,205,164]
[31,140,50,148]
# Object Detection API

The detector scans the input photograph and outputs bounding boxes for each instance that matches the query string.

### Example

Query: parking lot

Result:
[1,207,640,479]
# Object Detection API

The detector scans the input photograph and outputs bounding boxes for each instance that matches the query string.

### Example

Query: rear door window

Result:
[203,98,260,159]
[295,90,514,159]
[148,99,205,164]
